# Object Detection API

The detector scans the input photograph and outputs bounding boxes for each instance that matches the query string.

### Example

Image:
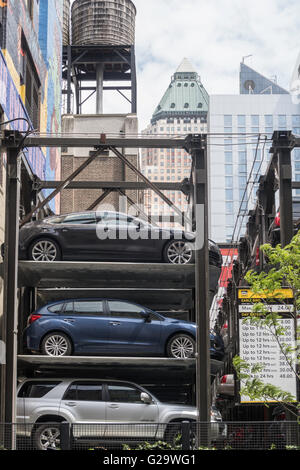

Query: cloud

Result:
[70,0,300,130]
[134,0,300,128]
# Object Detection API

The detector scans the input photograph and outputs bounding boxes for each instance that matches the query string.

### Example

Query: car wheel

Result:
[166,423,181,447]
[163,240,194,264]
[166,422,196,449]
[29,238,61,262]
[41,332,72,357]
[166,334,195,358]
[33,424,61,450]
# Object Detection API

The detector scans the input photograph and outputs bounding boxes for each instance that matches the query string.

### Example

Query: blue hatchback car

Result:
[24,299,224,360]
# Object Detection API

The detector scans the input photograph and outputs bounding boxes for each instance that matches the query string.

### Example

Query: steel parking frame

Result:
[0,131,212,448]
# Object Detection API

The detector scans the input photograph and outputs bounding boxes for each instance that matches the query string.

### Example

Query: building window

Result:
[224,115,232,127]
[225,165,233,176]
[238,151,247,164]
[225,176,233,188]
[226,202,233,214]
[225,189,233,200]
[224,139,232,149]
[237,115,246,126]
[251,115,259,126]
[225,152,232,164]
[265,115,273,127]
[278,115,287,129]
[293,149,300,160]
[292,115,300,126]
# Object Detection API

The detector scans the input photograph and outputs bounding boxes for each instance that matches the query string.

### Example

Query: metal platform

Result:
[0,261,221,291]
[17,355,224,384]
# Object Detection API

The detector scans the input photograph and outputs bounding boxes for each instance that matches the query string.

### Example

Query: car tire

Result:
[166,334,195,358]
[41,332,72,357]
[165,423,181,447]
[166,422,196,449]
[29,238,61,262]
[163,239,194,265]
[33,423,61,450]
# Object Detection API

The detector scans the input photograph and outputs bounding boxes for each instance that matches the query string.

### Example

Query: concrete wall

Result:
[60,114,139,214]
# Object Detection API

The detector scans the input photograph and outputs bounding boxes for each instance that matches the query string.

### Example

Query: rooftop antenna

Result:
[242,54,253,64]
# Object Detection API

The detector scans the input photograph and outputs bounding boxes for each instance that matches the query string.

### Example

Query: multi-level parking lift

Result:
[215,130,300,420]
[0,130,223,446]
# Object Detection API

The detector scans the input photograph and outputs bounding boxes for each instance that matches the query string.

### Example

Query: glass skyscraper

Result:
[209,63,300,244]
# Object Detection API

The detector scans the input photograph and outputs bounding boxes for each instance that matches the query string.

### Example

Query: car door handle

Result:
[109,322,121,326]
[108,404,119,409]
[62,228,69,232]
[65,402,76,407]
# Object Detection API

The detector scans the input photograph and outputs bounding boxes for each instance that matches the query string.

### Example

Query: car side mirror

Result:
[140,392,152,404]
[141,311,151,323]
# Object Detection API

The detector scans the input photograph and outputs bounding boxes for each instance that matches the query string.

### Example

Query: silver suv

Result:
[17,378,226,450]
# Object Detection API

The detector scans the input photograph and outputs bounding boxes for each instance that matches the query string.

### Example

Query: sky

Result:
[70,0,300,130]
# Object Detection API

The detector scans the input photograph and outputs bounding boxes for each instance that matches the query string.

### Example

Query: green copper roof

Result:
[151,58,209,124]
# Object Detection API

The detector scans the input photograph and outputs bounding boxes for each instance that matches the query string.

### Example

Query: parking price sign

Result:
[238,288,297,403]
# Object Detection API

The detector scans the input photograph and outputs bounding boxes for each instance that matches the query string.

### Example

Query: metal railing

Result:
[0,421,299,450]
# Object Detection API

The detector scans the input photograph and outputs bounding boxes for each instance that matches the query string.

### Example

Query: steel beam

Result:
[20,143,108,227]
[109,146,190,227]
[87,189,113,211]
[278,147,293,246]
[1,147,20,449]
[131,45,137,114]
[273,132,294,246]
[117,189,153,224]
[12,135,188,149]
[189,134,211,445]
[36,181,185,191]
[67,45,72,114]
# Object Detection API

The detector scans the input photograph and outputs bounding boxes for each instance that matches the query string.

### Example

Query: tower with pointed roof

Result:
[141,59,209,225]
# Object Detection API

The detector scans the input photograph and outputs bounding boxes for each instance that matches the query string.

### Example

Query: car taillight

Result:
[221,375,228,384]
[274,212,280,227]
[28,314,41,325]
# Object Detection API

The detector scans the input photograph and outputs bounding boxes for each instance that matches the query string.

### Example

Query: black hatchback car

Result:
[17,211,222,267]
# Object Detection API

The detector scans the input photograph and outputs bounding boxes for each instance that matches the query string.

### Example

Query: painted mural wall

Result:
[0,0,62,211]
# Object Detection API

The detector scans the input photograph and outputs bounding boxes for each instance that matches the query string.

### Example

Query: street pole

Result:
[278,147,293,247]
[191,135,211,446]
[1,144,21,449]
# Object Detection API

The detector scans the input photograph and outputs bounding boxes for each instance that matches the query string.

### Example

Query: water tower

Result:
[62,0,137,114]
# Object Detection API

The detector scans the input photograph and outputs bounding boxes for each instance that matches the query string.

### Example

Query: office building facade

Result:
[141,58,208,224]
[209,64,300,244]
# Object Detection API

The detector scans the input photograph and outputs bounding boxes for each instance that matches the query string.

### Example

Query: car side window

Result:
[63,213,96,225]
[63,382,103,401]
[63,301,105,316]
[97,212,135,226]
[108,301,146,319]
[48,303,64,313]
[18,381,61,398]
[107,384,143,403]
